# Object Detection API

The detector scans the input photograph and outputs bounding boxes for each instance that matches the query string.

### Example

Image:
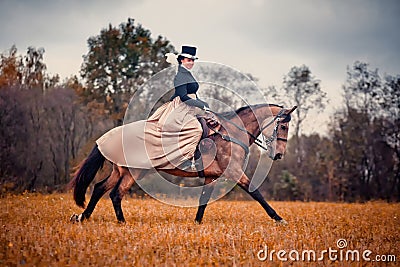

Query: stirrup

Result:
[191,158,196,171]
[178,158,198,171]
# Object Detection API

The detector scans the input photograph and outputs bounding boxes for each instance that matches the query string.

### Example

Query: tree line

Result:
[0,18,398,201]
[261,62,399,202]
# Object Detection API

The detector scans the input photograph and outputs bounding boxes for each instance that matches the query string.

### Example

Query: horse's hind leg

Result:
[71,164,121,223]
[79,175,110,221]
[109,168,146,223]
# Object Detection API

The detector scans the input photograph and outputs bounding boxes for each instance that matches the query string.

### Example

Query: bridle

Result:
[257,108,289,159]
[207,106,296,159]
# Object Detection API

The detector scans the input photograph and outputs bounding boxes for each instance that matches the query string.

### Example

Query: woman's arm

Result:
[175,84,209,109]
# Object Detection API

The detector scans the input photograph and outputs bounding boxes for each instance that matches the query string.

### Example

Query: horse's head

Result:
[216,104,296,161]
[260,106,297,160]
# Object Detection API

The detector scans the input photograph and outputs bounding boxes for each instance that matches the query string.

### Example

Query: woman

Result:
[96,45,207,170]
[168,45,209,110]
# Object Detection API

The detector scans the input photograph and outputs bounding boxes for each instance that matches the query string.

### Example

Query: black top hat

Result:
[179,45,198,60]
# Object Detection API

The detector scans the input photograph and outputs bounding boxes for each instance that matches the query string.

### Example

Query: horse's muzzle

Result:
[273,153,283,160]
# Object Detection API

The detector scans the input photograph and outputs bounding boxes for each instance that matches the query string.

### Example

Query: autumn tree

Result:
[330,107,396,201]
[0,45,23,88]
[342,62,378,199]
[0,45,58,90]
[379,74,400,200]
[0,46,96,192]
[327,61,398,201]
[264,65,327,191]
[0,88,28,183]
[80,18,175,126]
[343,61,381,116]
[22,47,47,89]
[267,65,327,142]
[273,170,300,201]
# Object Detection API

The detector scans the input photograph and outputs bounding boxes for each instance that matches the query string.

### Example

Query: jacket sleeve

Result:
[175,84,208,109]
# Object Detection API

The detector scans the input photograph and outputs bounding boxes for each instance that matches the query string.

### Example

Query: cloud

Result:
[3,0,398,79]
[227,1,400,77]
[0,0,399,133]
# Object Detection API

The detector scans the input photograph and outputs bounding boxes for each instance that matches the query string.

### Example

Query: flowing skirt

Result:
[96,97,203,169]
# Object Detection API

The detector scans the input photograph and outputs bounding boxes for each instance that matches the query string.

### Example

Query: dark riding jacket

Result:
[170,65,209,109]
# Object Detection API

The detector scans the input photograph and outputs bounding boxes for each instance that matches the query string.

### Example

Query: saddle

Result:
[178,114,221,172]
[197,113,221,139]
[197,113,221,151]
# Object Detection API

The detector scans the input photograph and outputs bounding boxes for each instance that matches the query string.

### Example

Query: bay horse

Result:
[70,104,297,225]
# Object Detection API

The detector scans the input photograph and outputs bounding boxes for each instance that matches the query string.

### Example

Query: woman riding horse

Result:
[96,45,209,171]
[70,45,297,225]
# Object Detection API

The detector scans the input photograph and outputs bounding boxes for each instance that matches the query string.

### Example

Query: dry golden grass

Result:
[1,193,399,266]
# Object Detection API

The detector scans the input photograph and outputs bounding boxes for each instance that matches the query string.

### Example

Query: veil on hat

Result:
[165,52,178,65]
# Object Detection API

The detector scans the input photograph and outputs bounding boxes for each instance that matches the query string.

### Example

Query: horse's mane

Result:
[217,104,283,119]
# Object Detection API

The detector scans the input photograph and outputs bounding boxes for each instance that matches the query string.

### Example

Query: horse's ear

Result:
[286,106,297,115]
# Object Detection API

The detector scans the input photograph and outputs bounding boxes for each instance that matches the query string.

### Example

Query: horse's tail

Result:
[69,144,105,208]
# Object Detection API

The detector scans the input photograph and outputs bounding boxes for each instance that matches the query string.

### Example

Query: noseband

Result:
[257,109,290,159]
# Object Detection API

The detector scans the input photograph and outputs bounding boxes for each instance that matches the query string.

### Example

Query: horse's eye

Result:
[281,125,287,131]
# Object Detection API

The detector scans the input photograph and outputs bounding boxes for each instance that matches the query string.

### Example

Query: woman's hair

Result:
[177,55,185,65]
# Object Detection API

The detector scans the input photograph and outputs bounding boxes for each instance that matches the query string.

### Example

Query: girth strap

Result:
[201,117,250,158]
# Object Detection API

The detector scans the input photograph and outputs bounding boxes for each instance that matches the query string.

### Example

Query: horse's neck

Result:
[242,105,281,139]
[225,105,281,145]
[254,105,282,120]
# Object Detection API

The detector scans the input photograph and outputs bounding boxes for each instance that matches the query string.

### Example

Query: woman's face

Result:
[181,57,195,69]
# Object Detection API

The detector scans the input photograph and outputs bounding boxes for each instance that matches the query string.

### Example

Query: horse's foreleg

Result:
[237,173,287,225]
[195,177,215,224]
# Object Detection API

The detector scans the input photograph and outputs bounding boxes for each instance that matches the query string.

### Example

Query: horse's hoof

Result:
[70,213,83,223]
[275,219,288,226]
[70,214,78,222]
[194,220,202,225]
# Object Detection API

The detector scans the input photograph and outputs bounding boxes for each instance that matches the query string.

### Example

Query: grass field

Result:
[1,193,399,266]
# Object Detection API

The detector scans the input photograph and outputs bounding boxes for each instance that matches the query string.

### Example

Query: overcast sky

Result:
[1,0,399,133]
